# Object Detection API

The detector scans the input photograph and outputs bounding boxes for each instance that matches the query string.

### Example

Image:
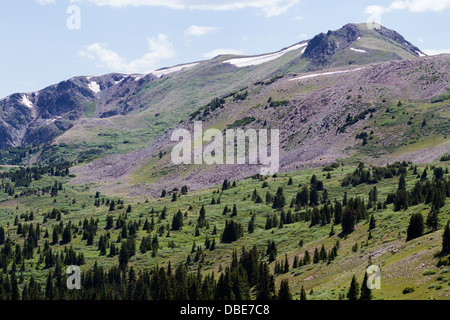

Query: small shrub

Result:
[422,270,437,276]
[402,287,415,294]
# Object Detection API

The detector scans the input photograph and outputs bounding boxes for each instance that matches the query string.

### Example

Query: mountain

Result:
[0,23,425,150]
[0,22,448,196]
[1,22,450,302]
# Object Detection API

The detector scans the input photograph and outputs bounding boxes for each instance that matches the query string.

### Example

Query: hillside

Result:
[0,22,449,302]
[0,23,429,165]
[71,54,450,198]
[0,159,449,300]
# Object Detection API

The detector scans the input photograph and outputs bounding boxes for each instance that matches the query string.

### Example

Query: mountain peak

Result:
[302,23,425,69]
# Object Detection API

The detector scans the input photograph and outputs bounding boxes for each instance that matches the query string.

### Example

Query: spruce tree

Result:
[406,212,424,241]
[442,220,450,255]
[300,285,307,300]
[277,279,292,300]
[426,209,439,232]
[369,214,376,230]
[359,272,372,300]
[231,204,238,217]
[341,206,355,234]
[347,275,360,300]
[171,210,184,231]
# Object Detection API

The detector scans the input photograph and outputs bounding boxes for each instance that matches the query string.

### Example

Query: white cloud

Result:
[399,0,450,12]
[365,0,450,15]
[79,34,176,73]
[35,0,56,4]
[185,25,218,36]
[423,48,450,55]
[71,0,300,17]
[202,49,243,59]
[364,4,390,15]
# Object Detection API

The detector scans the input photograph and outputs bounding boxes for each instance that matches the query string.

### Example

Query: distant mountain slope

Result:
[0,23,426,161]
[70,54,450,197]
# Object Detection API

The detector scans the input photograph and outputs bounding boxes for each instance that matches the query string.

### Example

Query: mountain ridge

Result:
[0,23,427,151]
[1,23,448,197]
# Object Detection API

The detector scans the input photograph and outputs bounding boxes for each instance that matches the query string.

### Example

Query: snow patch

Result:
[350,47,367,53]
[114,78,124,85]
[223,43,308,68]
[416,51,426,57]
[289,67,365,81]
[151,63,199,78]
[88,81,101,94]
[21,95,34,109]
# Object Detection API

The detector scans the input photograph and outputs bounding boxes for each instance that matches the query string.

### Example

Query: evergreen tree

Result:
[171,210,184,231]
[341,206,355,234]
[119,244,129,271]
[442,220,450,255]
[398,174,406,191]
[61,222,72,244]
[300,285,307,300]
[231,204,238,217]
[277,279,292,300]
[109,200,116,211]
[221,220,244,243]
[255,262,275,300]
[359,272,372,300]
[406,212,424,241]
[369,214,376,230]
[347,275,360,300]
[248,214,255,234]
[426,209,439,231]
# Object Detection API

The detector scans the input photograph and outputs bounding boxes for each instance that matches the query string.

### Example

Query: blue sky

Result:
[0,0,449,98]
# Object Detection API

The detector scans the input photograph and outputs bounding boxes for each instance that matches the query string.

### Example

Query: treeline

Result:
[341,161,409,187]
[0,246,292,300]
[0,162,71,188]
[386,172,450,212]
[0,145,41,165]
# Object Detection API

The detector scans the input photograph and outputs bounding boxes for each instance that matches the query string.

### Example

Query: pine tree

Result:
[277,279,292,300]
[313,247,320,264]
[287,177,293,185]
[426,209,439,232]
[406,212,424,241]
[359,272,372,300]
[171,210,184,231]
[369,214,376,230]
[300,285,307,300]
[329,225,335,237]
[248,214,255,234]
[119,244,129,271]
[347,275,360,300]
[442,220,450,255]
[398,174,406,191]
[231,204,238,217]
[341,206,355,234]
[109,200,116,211]
[61,222,72,244]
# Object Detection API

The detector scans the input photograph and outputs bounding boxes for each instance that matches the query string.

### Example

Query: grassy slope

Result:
[28,23,426,166]
[1,160,449,299]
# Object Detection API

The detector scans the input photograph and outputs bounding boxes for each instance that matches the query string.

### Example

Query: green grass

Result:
[0,160,449,300]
